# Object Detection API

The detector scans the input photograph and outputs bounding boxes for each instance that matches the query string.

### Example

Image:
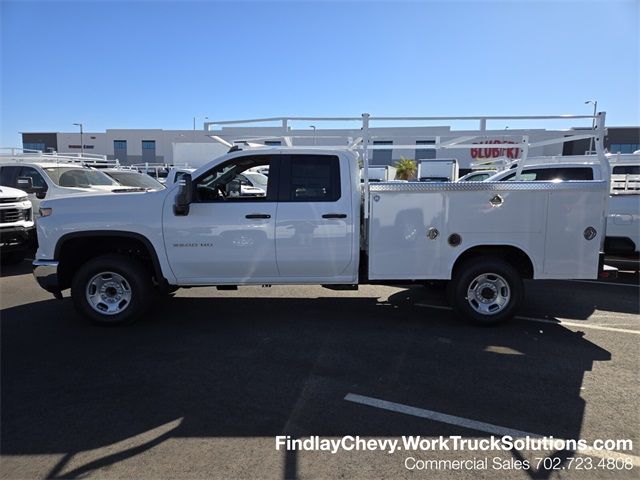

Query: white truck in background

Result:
[0,185,35,264]
[366,166,397,182]
[418,159,459,182]
[605,154,640,261]
[0,150,137,214]
[483,154,639,262]
[32,113,613,326]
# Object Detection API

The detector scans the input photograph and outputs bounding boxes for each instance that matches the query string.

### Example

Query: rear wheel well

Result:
[56,233,164,290]
[452,245,534,279]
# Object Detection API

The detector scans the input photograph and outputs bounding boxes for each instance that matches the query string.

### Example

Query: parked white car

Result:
[0,186,35,264]
[457,170,497,182]
[0,162,133,214]
[102,169,165,191]
[484,162,599,182]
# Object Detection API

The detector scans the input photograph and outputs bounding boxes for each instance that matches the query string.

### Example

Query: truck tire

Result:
[71,254,153,325]
[447,256,523,325]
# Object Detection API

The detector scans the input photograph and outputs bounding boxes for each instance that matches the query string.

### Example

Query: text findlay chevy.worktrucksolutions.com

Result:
[275,435,634,455]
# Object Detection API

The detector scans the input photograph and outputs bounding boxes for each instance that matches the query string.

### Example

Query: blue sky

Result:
[1,0,638,145]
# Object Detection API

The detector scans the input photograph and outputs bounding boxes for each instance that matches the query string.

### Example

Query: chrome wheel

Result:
[466,272,510,315]
[85,271,132,315]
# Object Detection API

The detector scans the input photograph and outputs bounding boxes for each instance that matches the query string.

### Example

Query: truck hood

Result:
[0,186,29,199]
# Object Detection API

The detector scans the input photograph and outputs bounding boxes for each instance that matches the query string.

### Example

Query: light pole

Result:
[194,116,209,140]
[73,123,83,155]
[309,125,316,145]
[585,100,597,154]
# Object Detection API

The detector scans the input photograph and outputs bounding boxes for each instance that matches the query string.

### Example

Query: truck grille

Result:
[0,197,21,203]
[0,208,28,223]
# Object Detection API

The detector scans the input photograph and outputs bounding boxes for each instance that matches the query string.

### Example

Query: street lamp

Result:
[309,125,316,145]
[194,116,210,139]
[73,123,83,155]
[585,100,597,154]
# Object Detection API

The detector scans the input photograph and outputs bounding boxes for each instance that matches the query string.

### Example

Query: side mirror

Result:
[16,177,35,193]
[173,174,193,216]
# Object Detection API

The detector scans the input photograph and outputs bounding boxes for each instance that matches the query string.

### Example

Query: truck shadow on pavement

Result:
[0,259,33,279]
[1,293,613,479]
[405,279,639,320]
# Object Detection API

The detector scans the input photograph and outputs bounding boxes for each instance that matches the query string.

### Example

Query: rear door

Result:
[275,154,354,280]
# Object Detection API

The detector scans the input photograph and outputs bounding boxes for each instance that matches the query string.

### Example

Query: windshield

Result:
[44,167,119,187]
[106,171,164,189]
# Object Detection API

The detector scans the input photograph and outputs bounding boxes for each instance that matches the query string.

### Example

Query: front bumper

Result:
[33,259,62,298]
[0,225,35,252]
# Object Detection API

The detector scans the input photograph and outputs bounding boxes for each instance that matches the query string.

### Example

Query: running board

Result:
[322,284,359,291]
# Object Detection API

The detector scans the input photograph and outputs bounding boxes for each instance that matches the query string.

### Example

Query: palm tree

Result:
[395,157,417,180]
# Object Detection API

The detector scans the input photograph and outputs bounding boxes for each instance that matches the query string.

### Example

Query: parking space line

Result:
[345,392,537,437]
[415,303,640,335]
[570,280,640,288]
[516,316,640,335]
[344,393,640,466]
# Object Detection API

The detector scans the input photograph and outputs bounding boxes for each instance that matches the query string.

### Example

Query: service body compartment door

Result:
[275,154,355,281]
[543,188,607,278]
[367,190,447,279]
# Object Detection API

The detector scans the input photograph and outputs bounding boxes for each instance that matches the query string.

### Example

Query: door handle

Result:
[245,214,271,219]
[322,213,347,219]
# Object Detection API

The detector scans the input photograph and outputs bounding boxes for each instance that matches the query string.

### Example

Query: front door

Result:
[163,154,279,284]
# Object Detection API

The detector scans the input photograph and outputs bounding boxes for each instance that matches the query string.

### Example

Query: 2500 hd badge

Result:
[172,242,214,248]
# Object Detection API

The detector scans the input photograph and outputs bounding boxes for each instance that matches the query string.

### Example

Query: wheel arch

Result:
[451,244,535,280]
[55,231,166,290]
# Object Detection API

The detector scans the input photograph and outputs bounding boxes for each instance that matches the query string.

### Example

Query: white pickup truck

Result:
[0,156,134,214]
[33,152,610,325]
[0,186,35,264]
[32,113,612,325]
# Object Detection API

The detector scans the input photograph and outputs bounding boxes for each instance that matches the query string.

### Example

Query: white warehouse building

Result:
[21,118,639,174]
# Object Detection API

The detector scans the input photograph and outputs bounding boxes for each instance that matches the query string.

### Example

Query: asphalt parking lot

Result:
[1,260,638,479]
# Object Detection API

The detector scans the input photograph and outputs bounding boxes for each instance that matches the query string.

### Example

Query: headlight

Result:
[39,207,53,217]
[17,196,28,202]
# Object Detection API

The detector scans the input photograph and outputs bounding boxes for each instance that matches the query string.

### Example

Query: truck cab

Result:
[164,149,359,284]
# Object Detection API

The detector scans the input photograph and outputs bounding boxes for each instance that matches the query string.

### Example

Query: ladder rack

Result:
[0,148,120,168]
[204,113,609,219]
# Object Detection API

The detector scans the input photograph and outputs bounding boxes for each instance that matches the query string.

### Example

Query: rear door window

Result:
[281,155,341,202]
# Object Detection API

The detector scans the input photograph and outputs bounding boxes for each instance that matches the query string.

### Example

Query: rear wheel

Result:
[448,257,523,325]
[71,254,153,325]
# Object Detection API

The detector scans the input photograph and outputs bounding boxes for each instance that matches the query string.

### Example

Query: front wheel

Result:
[447,257,523,325]
[71,254,153,325]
